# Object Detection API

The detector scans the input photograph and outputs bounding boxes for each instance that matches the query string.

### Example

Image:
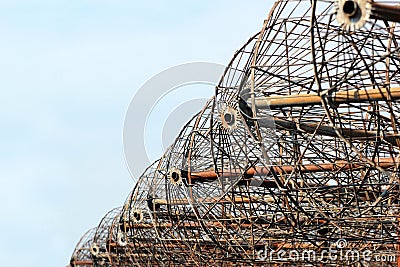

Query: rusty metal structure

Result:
[69,0,400,266]
[70,228,96,267]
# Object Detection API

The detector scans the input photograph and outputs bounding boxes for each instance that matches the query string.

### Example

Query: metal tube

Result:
[371,2,400,23]
[255,87,400,109]
[272,117,400,146]
[336,0,400,30]
[183,158,396,181]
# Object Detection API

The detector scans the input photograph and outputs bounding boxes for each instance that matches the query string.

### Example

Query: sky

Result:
[0,1,273,266]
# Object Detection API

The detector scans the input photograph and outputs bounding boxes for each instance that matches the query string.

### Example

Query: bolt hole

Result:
[224,113,235,126]
[342,0,362,22]
[171,171,180,182]
[343,0,357,15]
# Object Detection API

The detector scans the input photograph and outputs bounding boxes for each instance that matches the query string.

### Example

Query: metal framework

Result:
[70,228,96,267]
[69,0,400,266]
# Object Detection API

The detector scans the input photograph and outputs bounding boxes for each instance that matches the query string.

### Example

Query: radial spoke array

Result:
[69,0,400,266]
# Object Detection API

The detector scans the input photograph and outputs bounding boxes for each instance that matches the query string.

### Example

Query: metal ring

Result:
[336,0,372,31]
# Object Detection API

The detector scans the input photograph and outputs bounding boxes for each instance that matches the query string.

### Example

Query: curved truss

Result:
[121,160,170,266]
[90,207,123,266]
[70,0,400,266]
[70,228,96,267]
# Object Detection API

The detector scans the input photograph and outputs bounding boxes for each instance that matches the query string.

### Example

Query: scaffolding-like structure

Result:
[69,0,400,266]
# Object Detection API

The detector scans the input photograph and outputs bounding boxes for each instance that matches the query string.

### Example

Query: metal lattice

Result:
[69,0,400,266]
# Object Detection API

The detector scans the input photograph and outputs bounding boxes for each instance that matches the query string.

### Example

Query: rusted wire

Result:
[69,0,400,266]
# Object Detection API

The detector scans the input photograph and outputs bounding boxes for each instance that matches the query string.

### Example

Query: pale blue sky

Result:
[0,1,272,266]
